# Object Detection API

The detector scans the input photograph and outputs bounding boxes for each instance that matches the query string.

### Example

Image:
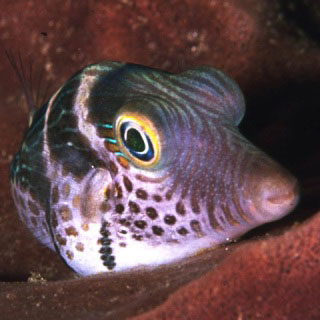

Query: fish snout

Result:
[244,160,299,223]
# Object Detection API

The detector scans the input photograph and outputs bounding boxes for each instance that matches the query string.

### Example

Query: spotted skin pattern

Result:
[10,62,299,276]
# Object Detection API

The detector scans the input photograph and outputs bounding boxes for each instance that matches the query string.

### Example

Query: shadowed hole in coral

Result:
[280,0,320,44]
[239,81,319,240]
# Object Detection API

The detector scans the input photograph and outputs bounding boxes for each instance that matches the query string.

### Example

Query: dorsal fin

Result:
[5,49,52,123]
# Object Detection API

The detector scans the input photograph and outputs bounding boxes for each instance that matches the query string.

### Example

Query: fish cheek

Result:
[48,167,115,276]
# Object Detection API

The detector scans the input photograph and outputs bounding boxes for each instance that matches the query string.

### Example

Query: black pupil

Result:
[125,128,145,152]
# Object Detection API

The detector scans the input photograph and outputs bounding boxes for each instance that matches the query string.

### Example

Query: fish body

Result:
[10,62,299,276]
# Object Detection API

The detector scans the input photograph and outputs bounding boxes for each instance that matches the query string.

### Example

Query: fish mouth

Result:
[243,160,300,224]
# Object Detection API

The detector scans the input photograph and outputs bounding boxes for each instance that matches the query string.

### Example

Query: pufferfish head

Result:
[10,62,299,276]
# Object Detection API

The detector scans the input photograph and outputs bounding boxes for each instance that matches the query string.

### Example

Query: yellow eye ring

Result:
[115,112,160,168]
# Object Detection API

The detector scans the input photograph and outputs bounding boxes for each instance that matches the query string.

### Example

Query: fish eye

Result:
[120,122,154,161]
[115,113,160,167]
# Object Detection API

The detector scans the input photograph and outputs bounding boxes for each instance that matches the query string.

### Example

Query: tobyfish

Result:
[9,57,299,276]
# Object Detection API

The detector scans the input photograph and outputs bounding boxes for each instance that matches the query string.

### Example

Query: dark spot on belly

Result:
[102,255,115,270]
[75,243,84,252]
[146,207,158,220]
[51,210,58,228]
[100,247,113,254]
[101,238,112,246]
[190,220,202,234]
[165,191,173,200]
[100,227,111,237]
[105,187,111,200]
[108,256,115,262]
[123,175,133,192]
[59,205,72,221]
[133,234,143,241]
[152,225,164,236]
[176,201,186,216]
[100,201,111,212]
[66,250,74,260]
[115,204,125,214]
[119,218,131,227]
[56,234,67,246]
[65,226,78,237]
[191,198,200,214]
[136,188,148,200]
[81,223,89,231]
[134,220,147,229]
[72,195,81,208]
[177,227,189,236]
[100,221,116,270]
[153,194,162,202]
[164,215,176,225]
[129,201,140,213]
[114,183,123,199]
[62,183,70,198]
